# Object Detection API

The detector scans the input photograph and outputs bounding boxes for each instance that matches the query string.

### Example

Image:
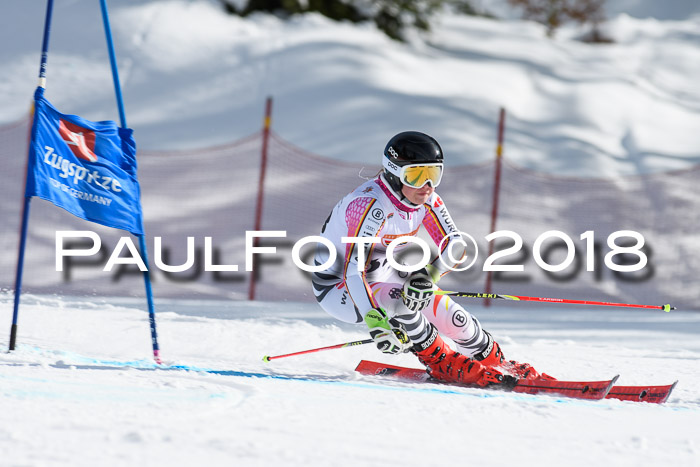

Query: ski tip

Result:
[262,355,271,362]
[601,375,621,399]
[653,380,679,404]
[663,380,679,403]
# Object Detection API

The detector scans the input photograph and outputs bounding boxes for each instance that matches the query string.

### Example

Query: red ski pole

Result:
[436,290,674,311]
[263,338,373,362]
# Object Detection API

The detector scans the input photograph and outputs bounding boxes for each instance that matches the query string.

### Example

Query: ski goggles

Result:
[383,157,443,188]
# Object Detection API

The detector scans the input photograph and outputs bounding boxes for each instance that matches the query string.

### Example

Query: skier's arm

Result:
[341,197,386,317]
[421,194,466,280]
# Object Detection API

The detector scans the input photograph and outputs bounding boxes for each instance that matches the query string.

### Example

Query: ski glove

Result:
[402,265,440,312]
[364,308,411,355]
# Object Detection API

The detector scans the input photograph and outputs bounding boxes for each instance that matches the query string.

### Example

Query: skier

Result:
[312,131,548,386]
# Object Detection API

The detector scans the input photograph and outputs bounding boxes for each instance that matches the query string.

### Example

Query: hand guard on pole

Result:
[402,265,439,312]
[364,308,411,355]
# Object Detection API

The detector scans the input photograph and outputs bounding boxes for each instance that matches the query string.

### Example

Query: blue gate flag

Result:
[25,90,144,235]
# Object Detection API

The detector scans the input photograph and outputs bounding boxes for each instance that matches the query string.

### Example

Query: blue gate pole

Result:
[100,0,161,363]
[9,0,55,351]
[10,197,32,351]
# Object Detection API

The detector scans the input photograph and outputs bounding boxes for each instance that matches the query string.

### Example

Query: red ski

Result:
[356,360,677,403]
[606,382,678,404]
[356,360,618,401]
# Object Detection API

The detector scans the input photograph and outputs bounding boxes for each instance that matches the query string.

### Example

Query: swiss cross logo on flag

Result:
[433,196,444,208]
[59,119,98,162]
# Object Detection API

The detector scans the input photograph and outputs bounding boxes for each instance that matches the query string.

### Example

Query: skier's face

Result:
[401,183,434,205]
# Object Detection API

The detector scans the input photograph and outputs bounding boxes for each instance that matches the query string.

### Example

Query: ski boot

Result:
[474,332,555,381]
[412,325,506,387]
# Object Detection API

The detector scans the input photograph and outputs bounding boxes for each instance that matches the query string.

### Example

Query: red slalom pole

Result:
[249,96,273,301]
[485,107,506,307]
[262,339,373,362]
[435,290,674,312]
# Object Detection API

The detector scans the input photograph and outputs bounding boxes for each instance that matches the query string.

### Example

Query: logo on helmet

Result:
[388,146,399,159]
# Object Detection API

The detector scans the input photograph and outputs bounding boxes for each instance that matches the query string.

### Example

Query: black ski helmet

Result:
[382,131,444,196]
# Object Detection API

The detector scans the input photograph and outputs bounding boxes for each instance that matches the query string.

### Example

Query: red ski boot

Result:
[473,332,555,381]
[504,361,556,381]
[412,325,505,387]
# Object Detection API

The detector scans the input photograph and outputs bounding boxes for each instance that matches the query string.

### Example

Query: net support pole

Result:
[248,96,273,300]
[9,0,55,351]
[484,107,505,307]
[100,0,160,363]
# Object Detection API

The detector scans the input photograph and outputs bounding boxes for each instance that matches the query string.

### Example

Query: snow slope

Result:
[1,0,699,175]
[1,293,699,467]
[1,1,700,465]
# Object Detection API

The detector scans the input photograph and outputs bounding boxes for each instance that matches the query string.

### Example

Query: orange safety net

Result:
[1,116,698,310]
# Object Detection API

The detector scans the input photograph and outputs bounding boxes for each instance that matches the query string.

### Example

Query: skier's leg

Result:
[370,281,503,385]
[420,293,490,356]
[425,294,551,380]
[313,279,364,324]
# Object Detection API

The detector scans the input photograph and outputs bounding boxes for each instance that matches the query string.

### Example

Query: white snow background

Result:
[1,0,700,466]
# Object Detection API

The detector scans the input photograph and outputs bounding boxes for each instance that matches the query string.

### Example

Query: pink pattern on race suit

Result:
[421,209,448,248]
[345,197,375,236]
